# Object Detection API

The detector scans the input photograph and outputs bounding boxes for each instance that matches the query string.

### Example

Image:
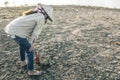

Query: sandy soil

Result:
[0,6,120,80]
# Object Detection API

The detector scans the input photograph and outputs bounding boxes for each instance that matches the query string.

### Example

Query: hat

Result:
[41,5,53,22]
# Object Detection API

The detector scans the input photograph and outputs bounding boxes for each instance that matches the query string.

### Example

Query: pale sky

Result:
[0,0,81,6]
[0,0,120,8]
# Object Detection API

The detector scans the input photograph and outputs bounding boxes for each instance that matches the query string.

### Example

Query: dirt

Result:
[0,5,120,80]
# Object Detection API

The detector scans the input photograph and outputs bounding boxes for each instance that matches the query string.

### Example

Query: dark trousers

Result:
[13,36,34,70]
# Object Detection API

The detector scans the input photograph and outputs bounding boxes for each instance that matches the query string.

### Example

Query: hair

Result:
[23,9,37,16]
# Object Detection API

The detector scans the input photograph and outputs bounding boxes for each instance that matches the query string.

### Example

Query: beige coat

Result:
[4,13,45,43]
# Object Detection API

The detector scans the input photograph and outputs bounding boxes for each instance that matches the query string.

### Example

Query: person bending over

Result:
[4,5,53,76]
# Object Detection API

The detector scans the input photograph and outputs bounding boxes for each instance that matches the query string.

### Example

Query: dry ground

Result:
[0,6,120,80]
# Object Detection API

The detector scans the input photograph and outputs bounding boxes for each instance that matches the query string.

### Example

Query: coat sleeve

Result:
[30,16,45,43]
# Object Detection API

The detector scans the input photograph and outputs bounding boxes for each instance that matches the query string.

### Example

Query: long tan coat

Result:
[4,13,45,42]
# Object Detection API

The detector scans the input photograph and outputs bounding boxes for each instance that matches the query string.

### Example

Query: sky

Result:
[0,0,120,8]
[0,0,80,6]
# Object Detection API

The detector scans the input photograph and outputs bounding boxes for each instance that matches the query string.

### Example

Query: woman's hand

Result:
[29,44,34,52]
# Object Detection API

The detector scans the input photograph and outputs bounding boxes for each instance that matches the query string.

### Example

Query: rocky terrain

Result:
[0,5,120,80]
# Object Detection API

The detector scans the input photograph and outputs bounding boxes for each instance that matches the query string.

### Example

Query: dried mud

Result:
[0,6,120,80]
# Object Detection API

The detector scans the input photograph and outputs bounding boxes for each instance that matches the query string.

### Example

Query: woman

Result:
[4,5,53,75]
